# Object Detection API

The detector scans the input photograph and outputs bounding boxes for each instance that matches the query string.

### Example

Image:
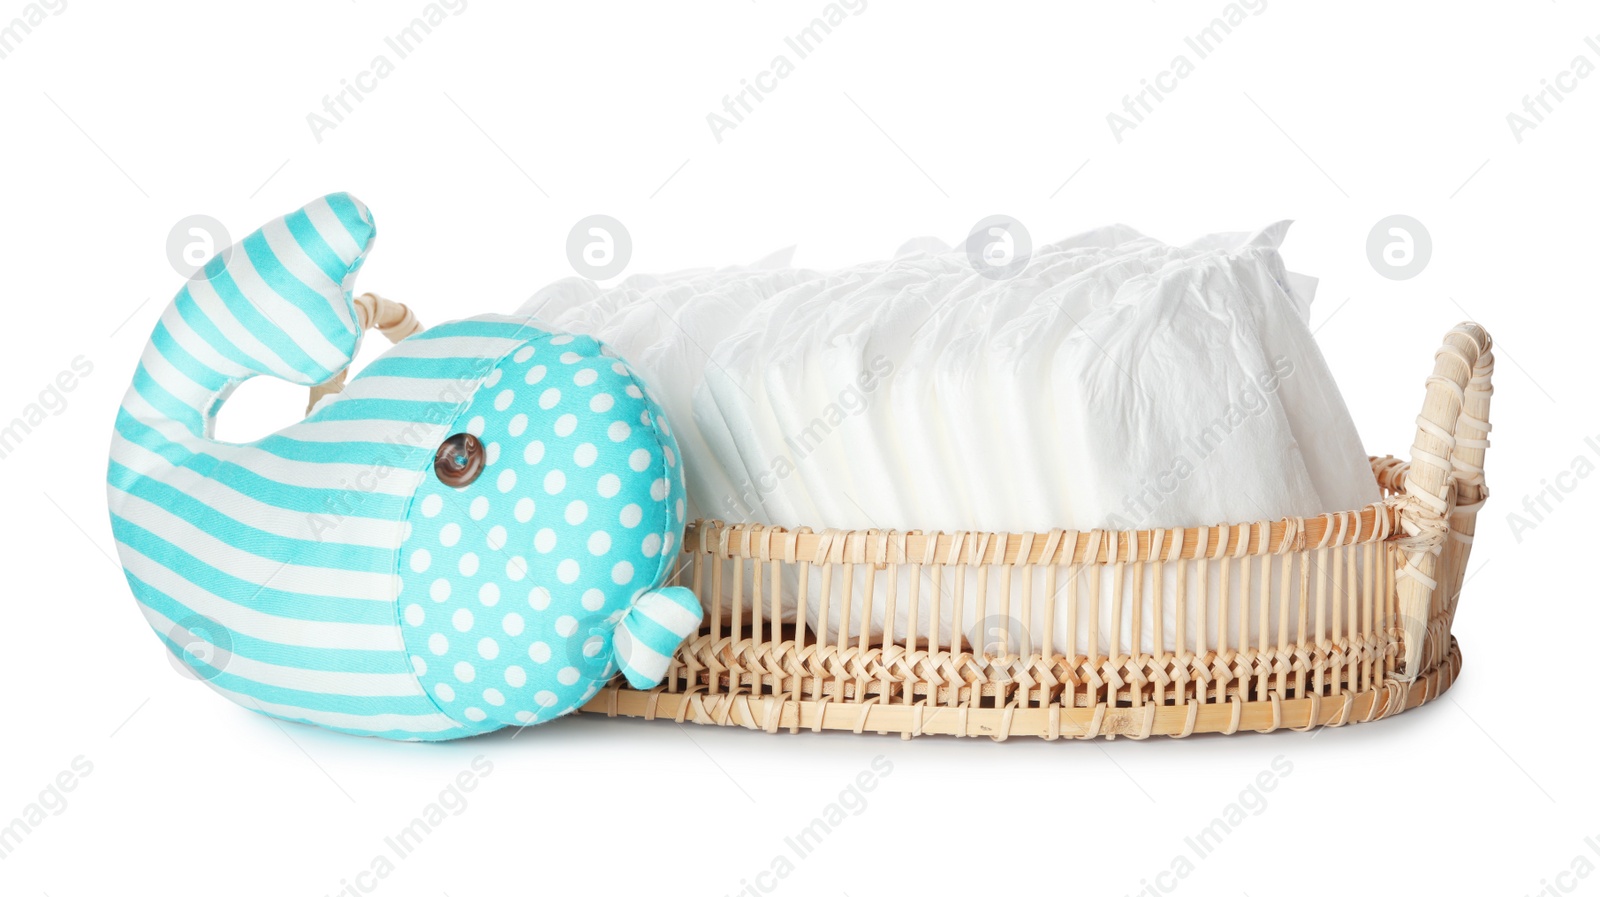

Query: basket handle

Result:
[305,293,424,414]
[1394,321,1494,680]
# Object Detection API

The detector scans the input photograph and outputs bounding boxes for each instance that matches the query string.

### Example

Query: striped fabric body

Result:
[107,193,698,740]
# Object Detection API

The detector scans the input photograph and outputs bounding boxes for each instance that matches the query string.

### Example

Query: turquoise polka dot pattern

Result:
[399,331,689,733]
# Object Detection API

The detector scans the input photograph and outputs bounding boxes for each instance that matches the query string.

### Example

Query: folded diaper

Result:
[517,223,1382,652]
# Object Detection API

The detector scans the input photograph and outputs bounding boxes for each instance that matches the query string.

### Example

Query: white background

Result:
[2,1,1595,894]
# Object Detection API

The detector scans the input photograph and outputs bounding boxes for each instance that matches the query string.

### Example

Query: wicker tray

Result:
[318,307,1490,739]
[575,323,1494,739]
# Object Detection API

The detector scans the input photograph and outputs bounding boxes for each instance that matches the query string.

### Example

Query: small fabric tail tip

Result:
[614,586,703,689]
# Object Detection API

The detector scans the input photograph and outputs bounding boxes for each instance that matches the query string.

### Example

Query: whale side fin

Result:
[120,193,376,442]
[613,586,704,689]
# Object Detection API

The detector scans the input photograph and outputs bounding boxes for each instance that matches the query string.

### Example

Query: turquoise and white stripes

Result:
[110,193,459,739]
[614,586,704,689]
[103,192,697,738]
[136,193,374,440]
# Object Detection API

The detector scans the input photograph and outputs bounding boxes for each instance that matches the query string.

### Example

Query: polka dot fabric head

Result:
[400,332,691,733]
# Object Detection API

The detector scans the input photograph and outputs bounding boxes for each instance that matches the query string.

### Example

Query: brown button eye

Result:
[434,433,485,487]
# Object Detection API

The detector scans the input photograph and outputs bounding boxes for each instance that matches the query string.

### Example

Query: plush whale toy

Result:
[107,193,702,740]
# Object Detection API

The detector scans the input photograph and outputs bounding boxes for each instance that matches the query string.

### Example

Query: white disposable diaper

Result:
[515,224,1382,652]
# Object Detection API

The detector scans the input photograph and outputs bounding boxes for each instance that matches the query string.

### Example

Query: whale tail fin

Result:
[121,193,376,441]
[613,586,704,689]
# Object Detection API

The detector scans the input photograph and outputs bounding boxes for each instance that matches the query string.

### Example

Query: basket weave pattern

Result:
[580,323,1494,739]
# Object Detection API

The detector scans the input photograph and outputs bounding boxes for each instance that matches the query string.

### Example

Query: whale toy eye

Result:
[434,433,485,487]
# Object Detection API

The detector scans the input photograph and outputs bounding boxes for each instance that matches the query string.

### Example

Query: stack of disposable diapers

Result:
[515,223,1382,652]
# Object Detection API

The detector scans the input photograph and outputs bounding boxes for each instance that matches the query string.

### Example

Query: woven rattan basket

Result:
[571,322,1495,740]
[321,307,1492,740]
